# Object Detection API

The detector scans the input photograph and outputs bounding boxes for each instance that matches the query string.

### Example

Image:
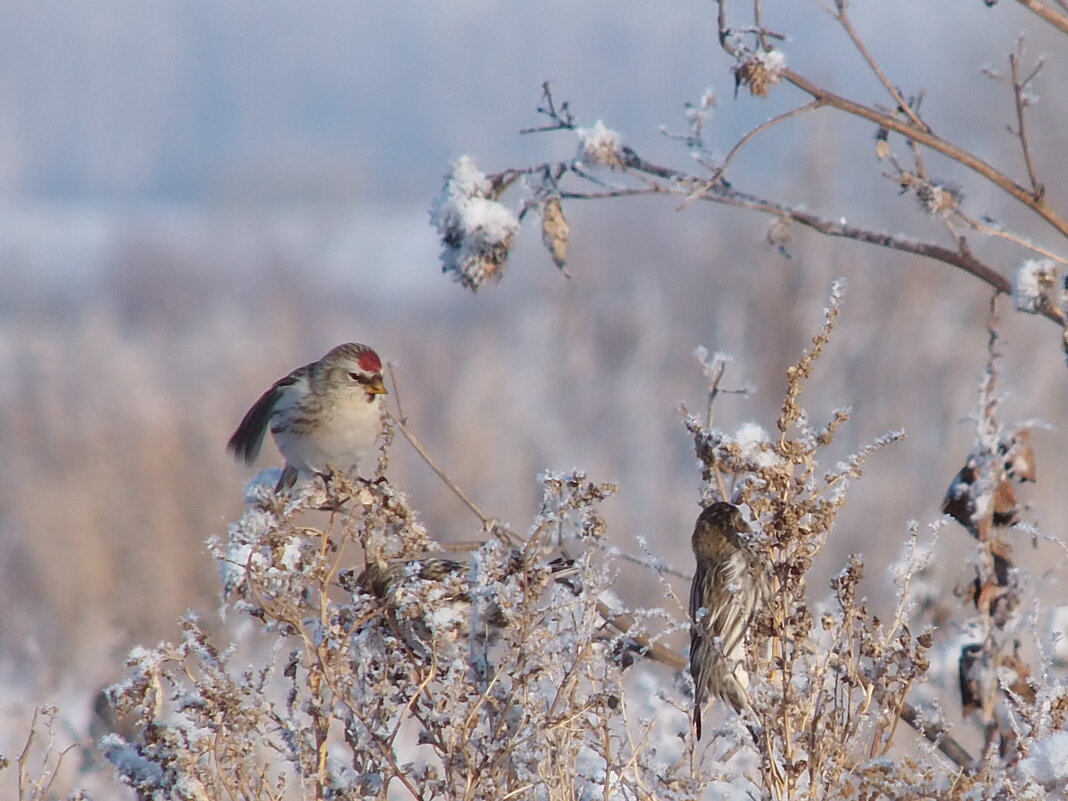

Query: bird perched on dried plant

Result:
[689,501,770,740]
[227,342,388,492]
[348,554,581,638]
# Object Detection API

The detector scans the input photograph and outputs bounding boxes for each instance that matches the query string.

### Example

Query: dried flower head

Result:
[576,120,623,167]
[942,427,1036,540]
[1012,258,1059,315]
[916,180,963,217]
[734,49,786,98]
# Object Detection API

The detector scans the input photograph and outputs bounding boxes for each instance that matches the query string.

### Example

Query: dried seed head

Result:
[734,50,786,98]
[874,127,891,160]
[577,120,623,167]
[1012,258,1058,314]
[916,181,962,217]
[766,215,792,257]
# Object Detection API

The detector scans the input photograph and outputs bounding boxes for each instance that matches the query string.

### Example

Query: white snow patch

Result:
[429,156,519,289]
[243,469,282,504]
[1047,606,1068,664]
[756,49,787,73]
[428,604,465,631]
[101,733,165,785]
[1019,731,1068,793]
[734,421,782,467]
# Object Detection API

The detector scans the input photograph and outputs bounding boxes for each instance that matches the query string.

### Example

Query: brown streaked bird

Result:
[227,342,387,492]
[349,554,581,634]
[688,501,770,740]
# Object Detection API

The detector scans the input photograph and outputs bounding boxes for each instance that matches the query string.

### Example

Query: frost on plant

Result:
[429,155,519,291]
[87,281,1068,800]
[927,318,1067,786]
[104,466,761,799]
[1018,731,1068,794]
[733,49,786,98]
[678,283,977,798]
[915,180,963,217]
[576,120,623,167]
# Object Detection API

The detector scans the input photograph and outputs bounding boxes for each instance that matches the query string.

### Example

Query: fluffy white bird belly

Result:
[272,390,382,477]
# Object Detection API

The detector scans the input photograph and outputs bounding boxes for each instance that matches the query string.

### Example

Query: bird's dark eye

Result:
[348,371,362,382]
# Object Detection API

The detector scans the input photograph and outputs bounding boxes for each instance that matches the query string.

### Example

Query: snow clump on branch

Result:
[430,156,519,291]
[577,120,623,167]
[734,49,786,97]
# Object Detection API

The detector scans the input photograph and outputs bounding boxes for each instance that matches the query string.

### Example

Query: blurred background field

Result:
[2,0,1067,783]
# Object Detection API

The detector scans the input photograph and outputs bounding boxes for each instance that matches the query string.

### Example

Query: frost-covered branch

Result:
[432,3,1068,363]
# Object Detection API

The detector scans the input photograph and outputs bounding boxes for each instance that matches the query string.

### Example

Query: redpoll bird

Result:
[227,342,387,491]
[348,554,581,635]
[357,557,510,631]
[689,501,770,740]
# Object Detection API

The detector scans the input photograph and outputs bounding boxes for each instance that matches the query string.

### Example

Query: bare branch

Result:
[713,99,825,180]
[779,67,1068,236]
[954,208,1068,268]
[715,1,1066,235]
[612,145,1068,323]
[1011,0,1068,34]
[1008,40,1045,198]
[386,365,516,542]
[832,2,931,133]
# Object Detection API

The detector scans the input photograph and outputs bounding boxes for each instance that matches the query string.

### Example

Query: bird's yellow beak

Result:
[367,378,388,395]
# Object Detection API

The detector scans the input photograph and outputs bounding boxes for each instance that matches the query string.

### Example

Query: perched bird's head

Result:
[692,501,751,560]
[318,342,387,397]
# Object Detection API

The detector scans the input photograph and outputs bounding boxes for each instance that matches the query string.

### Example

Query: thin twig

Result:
[1008,40,1044,198]
[779,67,1066,233]
[594,600,685,670]
[560,187,659,202]
[905,93,929,181]
[714,8,1066,235]
[389,410,500,532]
[594,540,693,581]
[16,707,40,800]
[386,364,510,539]
[433,539,494,554]
[703,360,731,502]
[832,2,930,133]
[614,143,1068,325]
[709,99,824,183]
[954,208,1068,268]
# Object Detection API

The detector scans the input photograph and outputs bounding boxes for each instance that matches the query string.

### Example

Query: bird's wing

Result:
[689,560,713,729]
[705,553,753,660]
[226,369,304,463]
